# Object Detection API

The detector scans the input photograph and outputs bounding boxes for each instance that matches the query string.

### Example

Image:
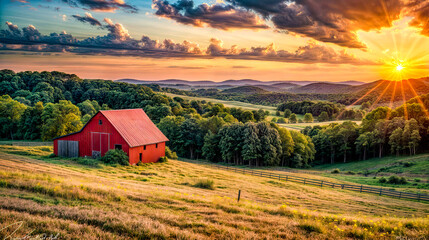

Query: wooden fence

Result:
[206,164,429,202]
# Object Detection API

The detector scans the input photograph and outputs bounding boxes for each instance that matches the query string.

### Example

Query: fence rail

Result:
[206,164,429,202]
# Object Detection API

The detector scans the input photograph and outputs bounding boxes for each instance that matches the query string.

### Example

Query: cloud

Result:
[0,21,375,65]
[152,0,268,30]
[197,0,429,49]
[407,1,429,36]
[72,12,102,26]
[62,0,138,13]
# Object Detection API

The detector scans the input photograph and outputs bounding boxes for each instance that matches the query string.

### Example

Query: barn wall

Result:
[54,113,129,158]
[129,142,166,165]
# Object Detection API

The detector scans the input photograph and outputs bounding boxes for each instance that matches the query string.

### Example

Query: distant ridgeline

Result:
[0,69,428,167]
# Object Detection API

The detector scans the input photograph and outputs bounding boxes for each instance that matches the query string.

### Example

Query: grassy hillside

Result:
[1,146,429,239]
[310,154,429,193]
[163,92,278,115]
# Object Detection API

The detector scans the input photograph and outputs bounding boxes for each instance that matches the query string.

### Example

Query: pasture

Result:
[0,145,428,239]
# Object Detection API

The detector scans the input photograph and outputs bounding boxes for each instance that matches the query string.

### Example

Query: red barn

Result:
[53,109,168,165]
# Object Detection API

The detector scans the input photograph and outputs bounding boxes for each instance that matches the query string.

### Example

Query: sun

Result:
[396,64,404,72]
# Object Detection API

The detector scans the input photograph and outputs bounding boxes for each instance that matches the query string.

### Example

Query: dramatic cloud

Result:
[152,0,268,30]
[72,12,102,26]
[153,0,425,49]
[0,21,375,65]
[407,1,429,36]
[62,0,138,13]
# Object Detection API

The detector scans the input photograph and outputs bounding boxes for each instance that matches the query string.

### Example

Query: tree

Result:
[317,111,329,122]
[290,131,315,168]
[41,100,83,141]
[277,128,294,166]
[355,132,372,160]
[180,118,205,159]
[409,130,421,155]
[389,128,403,157]
[241,110,255,122]
[337,121,358,163]
[0,95,27,139]
[202,131,221,162]
[284,109,292,118]
[289,113,297,123]
[242,123,261,166]
[18,102,44,140]
[303,113,313,123]
[157,116,185,155]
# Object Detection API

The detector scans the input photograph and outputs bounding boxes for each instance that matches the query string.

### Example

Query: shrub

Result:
[378,177,387,183]
[403,162,415,167]
[346,171,356,175]
[165,146,178,159]
[331,168,340,174]
[277,118,286,123]
[414,178,421,182]
[101,149,129,166]
[399,177,408,184]
[159,156,168,163]
[387,175,407,184]
[47,153,56,158]
[193,179,215,190]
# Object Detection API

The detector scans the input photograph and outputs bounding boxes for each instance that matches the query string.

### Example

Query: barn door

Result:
[91,132,110,158]
[101,134,109,157]
[58,140,79,158]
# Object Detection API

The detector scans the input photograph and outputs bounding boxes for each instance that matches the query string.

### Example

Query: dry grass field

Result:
[1,145,428,239]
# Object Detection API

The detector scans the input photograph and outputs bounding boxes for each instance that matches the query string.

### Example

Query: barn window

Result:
[115,144,122,150]
[99,119,102,125]
[156,143,158,148]
[144,145,146,150]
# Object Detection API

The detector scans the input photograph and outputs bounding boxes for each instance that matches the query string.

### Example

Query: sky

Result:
[0,0,428,82]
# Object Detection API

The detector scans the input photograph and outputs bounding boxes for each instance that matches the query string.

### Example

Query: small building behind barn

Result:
[53,109,168,165]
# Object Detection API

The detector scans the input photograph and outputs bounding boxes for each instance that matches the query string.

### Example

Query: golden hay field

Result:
[0,146,428,239]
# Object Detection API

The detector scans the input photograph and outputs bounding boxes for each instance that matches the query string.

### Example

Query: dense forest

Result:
[1,70,428,168]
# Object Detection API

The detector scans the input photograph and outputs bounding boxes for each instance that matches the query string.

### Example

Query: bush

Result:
[387,175,407,184]
[101,149,129,166]
[47,153,56,158]
[414,178,421,182]
[378,177,387,183]
[159,156,168,163]
[165,146,178,159]
[399,177,408,184]
[193,179,215,190]
[403,162,415,167]
[345,171,356,175]
[331,168,340,174]
[277,118,286,123]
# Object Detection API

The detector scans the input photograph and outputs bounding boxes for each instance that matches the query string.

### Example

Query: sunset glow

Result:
[0,1,428,82]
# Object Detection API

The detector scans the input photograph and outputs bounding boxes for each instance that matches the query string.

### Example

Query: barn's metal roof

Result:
[100,109,169,147]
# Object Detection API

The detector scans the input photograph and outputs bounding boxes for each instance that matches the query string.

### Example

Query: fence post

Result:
[379,188,382,196]
[418,193,421,201]
[286,176,288,181]
[237,190,241,202]
[321,181,323,188]
[341,184,344,189]
[304,179,306,185]
[360,185,363,193]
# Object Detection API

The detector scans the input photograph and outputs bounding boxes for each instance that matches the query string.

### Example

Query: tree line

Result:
[303,95,429,164]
